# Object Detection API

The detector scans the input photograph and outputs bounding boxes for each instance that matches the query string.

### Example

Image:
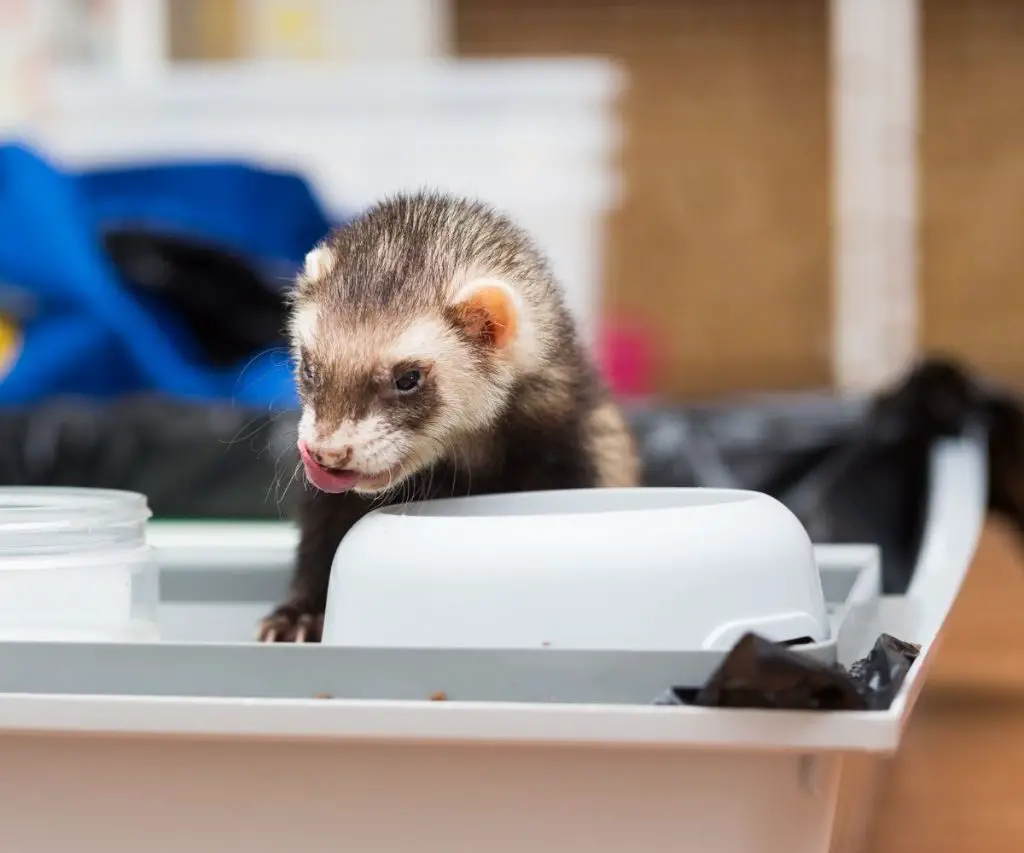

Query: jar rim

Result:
[0,487,151,536]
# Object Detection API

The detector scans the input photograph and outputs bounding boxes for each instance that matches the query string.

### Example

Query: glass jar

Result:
[0,487,158,641]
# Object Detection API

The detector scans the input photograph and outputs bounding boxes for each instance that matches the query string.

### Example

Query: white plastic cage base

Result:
[0,735,864,853]
[0,436,988,853]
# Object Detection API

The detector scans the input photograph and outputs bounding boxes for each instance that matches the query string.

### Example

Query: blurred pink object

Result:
[599,319,654,397]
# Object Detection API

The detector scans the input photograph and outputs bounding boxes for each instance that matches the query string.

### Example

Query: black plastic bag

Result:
[653,632,920,711]
[632,358,1023,593]
[0,395,298,519]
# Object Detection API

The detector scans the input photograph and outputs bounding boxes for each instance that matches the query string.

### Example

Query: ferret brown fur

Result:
[260,192,639,643]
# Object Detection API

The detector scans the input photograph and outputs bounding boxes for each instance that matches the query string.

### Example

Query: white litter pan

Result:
[0,434,987,853]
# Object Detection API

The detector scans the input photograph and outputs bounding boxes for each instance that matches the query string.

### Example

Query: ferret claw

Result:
[258,610,324,643]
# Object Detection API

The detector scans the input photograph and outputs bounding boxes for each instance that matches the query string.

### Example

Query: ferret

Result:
[260,191,640,643]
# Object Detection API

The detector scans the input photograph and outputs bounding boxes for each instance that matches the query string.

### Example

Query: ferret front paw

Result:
[258,606,324,643]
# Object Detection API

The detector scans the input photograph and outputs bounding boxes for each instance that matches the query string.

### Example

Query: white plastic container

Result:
[0,435,987,853]
[323,488,830,651]
[0,487,158,641]
[28,58,623,345]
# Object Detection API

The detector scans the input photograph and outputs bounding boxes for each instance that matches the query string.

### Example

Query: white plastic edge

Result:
[887,431,988,722]
[906,432,988,606]
[0,693,902,752]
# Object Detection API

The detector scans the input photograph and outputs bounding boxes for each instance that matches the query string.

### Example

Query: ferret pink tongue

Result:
[297,440,360,493]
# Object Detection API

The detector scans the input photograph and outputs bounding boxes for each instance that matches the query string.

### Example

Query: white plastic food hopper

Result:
[0,435,987,853]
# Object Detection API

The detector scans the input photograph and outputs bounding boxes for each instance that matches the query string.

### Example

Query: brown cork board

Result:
[456,0,832,399]
[168,0,240,61]
[922,0,1024,388]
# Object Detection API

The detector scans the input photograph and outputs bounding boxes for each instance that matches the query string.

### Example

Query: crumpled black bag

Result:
[653,632,921,711]
[0,357,1019,593]
[632,358,1024,593]
[103,228,291,368]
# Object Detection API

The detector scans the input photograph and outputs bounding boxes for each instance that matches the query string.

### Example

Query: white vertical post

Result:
[110,0,168,84]
[0,0,54,131]
[831,0,921,393]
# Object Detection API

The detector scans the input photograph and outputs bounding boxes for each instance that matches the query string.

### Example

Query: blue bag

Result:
[0,143,333,409]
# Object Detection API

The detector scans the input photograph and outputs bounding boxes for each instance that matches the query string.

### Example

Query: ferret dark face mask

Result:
[289,245,527,495]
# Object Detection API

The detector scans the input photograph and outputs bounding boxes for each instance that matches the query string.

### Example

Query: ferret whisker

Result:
[374,474,394,509]
[400,461,417,507]
[447,444,460,498]
[231,348,290,401]
[457,443,473,497]
[415,436,453,498]
[275,462,303,515]
[223,416,268,448]
[267,441,298,491]
[425,462,436,504]
[222,407,294,452]
[266,446,299,508]
[264,444,293,506]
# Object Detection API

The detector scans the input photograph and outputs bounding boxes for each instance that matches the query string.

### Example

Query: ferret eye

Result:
[394,369,422,394]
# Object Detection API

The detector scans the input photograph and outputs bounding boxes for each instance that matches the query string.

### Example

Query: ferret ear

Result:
[451,279,519,351]
[303,245,335,281]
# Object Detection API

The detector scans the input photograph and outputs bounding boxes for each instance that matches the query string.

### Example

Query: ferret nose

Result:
[312,446,353,470]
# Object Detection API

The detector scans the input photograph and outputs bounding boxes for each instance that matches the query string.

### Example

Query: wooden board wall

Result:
[458,0,1024,399]
[168,0,241,60]
[922,0,1024,389]
[456,0,831,399]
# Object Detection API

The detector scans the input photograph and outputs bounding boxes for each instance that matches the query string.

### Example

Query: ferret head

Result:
[290,192,563,496]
